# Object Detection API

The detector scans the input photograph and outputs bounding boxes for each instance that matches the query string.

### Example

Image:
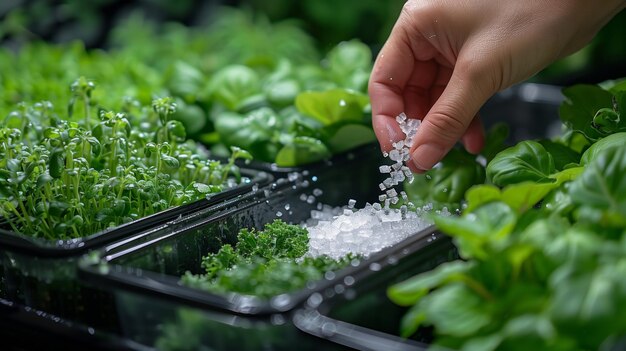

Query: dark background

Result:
[0,0,625,85]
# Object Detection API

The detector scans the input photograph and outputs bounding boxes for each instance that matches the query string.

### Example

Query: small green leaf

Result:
[160,154,180,170]
[49,150,65,179]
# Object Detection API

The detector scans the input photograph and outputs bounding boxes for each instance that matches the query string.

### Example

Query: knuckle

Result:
[424,109,468,141]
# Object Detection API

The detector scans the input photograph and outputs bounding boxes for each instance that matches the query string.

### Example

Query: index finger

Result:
[368,26,437,152]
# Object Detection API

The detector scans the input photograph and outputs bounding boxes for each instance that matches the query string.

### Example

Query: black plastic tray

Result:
[78,175,453,349]
[293,233,459,351]
[0,169,271,257]
[78,175,354,315]
[235,142,388,206]
[0,169,270,332]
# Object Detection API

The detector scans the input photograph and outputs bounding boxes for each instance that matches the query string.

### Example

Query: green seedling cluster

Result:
[0,80,251,240]
[389,80,626,350]
[182,220,354,297]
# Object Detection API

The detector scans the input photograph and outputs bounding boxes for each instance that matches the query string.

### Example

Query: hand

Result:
[369,0,625,172]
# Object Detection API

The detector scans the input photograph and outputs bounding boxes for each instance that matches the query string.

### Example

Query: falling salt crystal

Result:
[348,199,357,209]
[401,191,408,202]
[382,178,393,188]
[307,195,316,204]
[386,189,398,198]
[313,188,323,197]
[300,193,308,201]
[392,172,405,182]
[276,211,283,217]
[252,184,259,192]
[379,165,391,173]
[285,204,291,211]
[379,194,387,202]
[407,173,415,183]
[379,183,387,191]
[389,150,400,162]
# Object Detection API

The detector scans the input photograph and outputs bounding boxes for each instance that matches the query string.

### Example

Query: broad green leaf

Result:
[538,140,580,170]
[435,202,516,259]
[487,141,555,186]
[399,303,427,338]
[559,84,614,141]
[172,100,206,136]
[327,39,372,75]
[549,167,584,184]
[465,185,502,213]
[501,182,558,213]
[209,65,260,111]
[326,123,375,154]
[388,260,471,306]
[570,146,626,219]
[213,108,275,151]
[275,136,331,167]
[165,61,204,101]
[421,283,491,337]
[579,132,626,165]
[295,89,368,126]
[265,79,300,108]
[430,148,485,204]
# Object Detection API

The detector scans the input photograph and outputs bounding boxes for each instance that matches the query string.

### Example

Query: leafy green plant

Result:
[181,220,353,297]
[0,82,250,240]
[388,80,626,350]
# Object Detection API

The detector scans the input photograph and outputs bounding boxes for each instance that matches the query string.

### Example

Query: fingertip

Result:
[373,114,405,152]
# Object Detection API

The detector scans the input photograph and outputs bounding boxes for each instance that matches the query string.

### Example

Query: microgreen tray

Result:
[0,169,270,332]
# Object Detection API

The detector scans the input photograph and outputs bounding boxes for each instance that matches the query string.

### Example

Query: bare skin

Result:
[369,0,626,172]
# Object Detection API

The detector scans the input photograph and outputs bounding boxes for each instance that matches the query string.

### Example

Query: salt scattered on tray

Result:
[304,112,448,259]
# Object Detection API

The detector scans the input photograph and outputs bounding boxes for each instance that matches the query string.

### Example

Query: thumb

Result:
[409,64,493,170]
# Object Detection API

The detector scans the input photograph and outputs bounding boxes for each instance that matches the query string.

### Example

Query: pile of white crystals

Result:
[305,113,448,260]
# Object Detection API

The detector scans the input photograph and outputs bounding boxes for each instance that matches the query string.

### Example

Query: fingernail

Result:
[411,144,445,170]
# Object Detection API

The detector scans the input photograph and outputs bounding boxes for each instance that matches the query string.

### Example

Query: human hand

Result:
[369,0,625,172]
